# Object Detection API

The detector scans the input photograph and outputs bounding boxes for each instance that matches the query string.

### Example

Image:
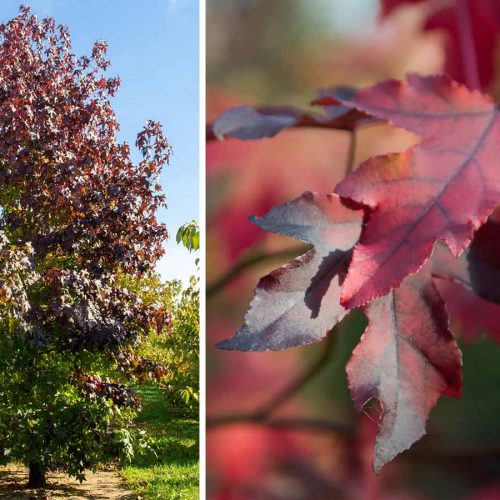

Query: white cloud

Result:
[155,240,198,286]
[167,0,192,14]
[30,0,55,17]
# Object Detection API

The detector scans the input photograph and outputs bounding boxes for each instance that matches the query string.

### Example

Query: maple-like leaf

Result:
[217,192,363,351]
[217,191,464,471]
[335,74,500,309]
[348,265,462,473]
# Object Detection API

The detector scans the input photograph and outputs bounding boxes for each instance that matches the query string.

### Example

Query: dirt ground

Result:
[0,465,138,499]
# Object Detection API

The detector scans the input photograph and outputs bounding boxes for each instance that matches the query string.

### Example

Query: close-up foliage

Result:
[207,0,500,498]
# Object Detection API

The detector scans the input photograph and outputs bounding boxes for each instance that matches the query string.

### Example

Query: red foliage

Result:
[348,264,462,472]
[214,73,500,471]
[218,192,363,351]
[0,6,172,351]
[209,0,500,484]
[335,74,500,308]
[0,7,170,274]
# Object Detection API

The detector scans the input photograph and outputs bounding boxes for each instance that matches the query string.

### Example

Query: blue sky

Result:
[0,0,199,284]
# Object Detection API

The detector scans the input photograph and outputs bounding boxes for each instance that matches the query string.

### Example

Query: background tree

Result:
[176,220,200,254]
[0,6,172,487]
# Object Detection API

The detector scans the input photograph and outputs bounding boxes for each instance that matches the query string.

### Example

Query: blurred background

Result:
[206,1,500,498]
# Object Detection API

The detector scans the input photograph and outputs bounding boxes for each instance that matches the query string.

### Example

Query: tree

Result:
[0,7,171,487]
[176,220,200,253]
[127,272,200,416]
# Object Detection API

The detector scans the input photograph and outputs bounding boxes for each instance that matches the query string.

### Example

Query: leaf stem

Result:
[346,130,357,174]
[457,0,480,90]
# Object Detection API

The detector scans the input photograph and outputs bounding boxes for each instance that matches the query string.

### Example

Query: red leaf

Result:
[217,192,363,351]
[347,265,462,473]
[209,106,299,140]
[335,74,500,308]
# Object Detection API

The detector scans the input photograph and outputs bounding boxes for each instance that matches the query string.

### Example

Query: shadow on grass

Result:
[121,385,199,499]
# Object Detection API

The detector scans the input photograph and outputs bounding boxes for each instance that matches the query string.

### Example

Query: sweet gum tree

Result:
[0,7,172,487]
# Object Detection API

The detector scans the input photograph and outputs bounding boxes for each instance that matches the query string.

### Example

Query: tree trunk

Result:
[28,462,46,488]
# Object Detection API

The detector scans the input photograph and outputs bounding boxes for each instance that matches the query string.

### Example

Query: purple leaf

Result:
[217,192,363,351]
[348,265,462,473]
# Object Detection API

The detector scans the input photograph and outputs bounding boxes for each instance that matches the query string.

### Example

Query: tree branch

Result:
[254,330,336,417]
[457,0,480,90]
[207,245,306,298]
[207,414,352,435]
[345,130,357,174]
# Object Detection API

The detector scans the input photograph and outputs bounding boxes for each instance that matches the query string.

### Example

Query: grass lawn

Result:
[121,385,199,499]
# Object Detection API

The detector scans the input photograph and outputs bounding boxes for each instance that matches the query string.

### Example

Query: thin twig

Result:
[207,245,306,298]
[345,130,357,174]
[254,330,336,417]
[457,0,480,90]
[409,441,500,460]
[208,330,338,435]
[207,412,500,460]
[207,413,352,435]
